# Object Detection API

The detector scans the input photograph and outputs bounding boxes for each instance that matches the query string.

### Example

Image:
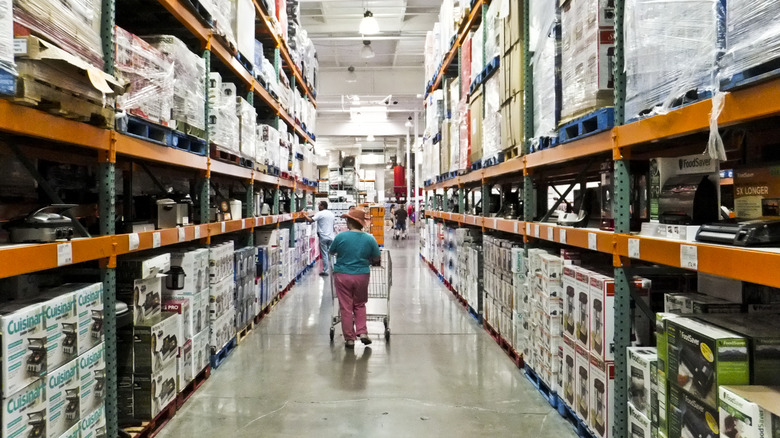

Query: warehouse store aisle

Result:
[157,240,576,437]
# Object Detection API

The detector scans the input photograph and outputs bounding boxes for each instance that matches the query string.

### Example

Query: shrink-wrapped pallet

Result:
[237,97,256,160]
[720,0,780,87]
[482,74,502,160]
[530,0,559,138]
[0,0,13,76]
[208,73,240,153]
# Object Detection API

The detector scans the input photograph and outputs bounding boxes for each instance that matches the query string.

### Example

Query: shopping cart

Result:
[329,249,392,342]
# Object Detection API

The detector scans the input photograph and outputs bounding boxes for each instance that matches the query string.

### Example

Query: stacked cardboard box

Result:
[209,242,236,352]
[237,97,257,161]
[234,246,256,331]
[208,72,241,154]
[483,236,520,346]
[530,0,560,140]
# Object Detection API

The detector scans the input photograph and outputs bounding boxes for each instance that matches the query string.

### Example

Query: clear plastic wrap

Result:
[208,73,240,153]
[202,0,236,50]
[458,99,470,171]
[625,0,723,120]
[0,0,14,75]
[472,25,484,83]
[461,35,472,95]
[237,97,256,160]
[145,35,206,131]
[560,0,614,121]
[115,27,174,125]
[530,0,559,137]
[484,0,502,61]
[482,74,502,159]
[719,0,780,85]
[230,0,255,63]
[14,0,104,68]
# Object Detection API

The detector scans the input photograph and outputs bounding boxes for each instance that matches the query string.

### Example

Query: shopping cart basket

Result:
[329,249,392,342]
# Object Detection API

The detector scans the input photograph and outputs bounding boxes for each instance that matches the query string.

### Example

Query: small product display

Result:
[719,385,780,438]
[78,342,106,418]
[0,301,46,395]
[47,358,80,438]
[1,379,46,438]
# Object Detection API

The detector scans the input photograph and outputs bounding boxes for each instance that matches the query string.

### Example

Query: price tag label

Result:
[194,227,201,239]
[57,242,73,266]
[560,229,567,244]
[547,227,554,241]
[128,233,140,251]
[492,218,497,229]
[526,223,532,235]
[534,224,540,238]
[242,219,247,229]
[628,238,641,259]
[152,232,161,249]
[514,221,519,234]
[588,233,598,251]
[221,222,226,233]
[255,217,261,227]
[680,245,698,270]
[178,228,186,242]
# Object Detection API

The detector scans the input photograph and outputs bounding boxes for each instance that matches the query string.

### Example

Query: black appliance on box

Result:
[5,204,78,243]
[26,411,46,438]
[600,161,649,231]
[65,389,79,421]
[658,174,718,225]
[26,338,46,375]
[558,188,599,228]
[696,219,780,246]
[62,323,77,356]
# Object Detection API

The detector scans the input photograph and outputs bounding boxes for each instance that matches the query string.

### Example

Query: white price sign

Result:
[560,229,567,244]
[221,222,226,233]
[547,227,554,241]
[255,217,261,227]
[242,219,247,229]
[680,245,699,270]
[588,233,598,251]
[534,224,540,238]
[628,238,641,259]
[178,227,186,242]
[57,242,73,266]
[514,222,519,234]
[194,227,201,239]
[526,223,532,235]
[128,233,140,251]
[152,232,161,249]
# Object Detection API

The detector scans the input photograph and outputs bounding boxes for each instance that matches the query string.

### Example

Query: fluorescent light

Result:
[360,41,375,59]
[367,134,375,141]
[359,10,379,35]
[350,106,388,121]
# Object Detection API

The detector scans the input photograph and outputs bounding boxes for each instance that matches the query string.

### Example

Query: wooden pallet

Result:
[123,398,177,438]
[502,146,521,161]
[172,119,207,141]
[236,322,253,344]
[176,365,211,409]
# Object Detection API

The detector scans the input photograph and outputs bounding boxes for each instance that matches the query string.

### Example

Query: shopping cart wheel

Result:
[329,327,335,342]
[384,328,390,341]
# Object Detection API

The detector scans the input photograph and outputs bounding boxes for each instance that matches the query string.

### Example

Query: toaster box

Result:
[80,403,106,438]
[210,309,235,352]
[2,379,46,438]
[575,268,591,350]
[575,343,590,422]
[163,297,192,341]
[629,402,653,438]
[178,339,193,390]
[47,359,80,438]
[719,385,780,438]
[589,355,614,438]
[192,328,210,375]
[563,266,578,339]
[38,288,79,371]
[666,317,750,409]
[79,342,105,418]
[132,312,181,374]
[118,253,171,282]
[118,276,162,325]
[132,361,178,420]
[0,301,46,395]
[75,282,104,354]
[166,249,209,295]
[563,334,577,408]
[629,347,658,418]
[668,384,720,438]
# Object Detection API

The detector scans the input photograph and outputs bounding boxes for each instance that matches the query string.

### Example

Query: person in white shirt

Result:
[304,201,336,276]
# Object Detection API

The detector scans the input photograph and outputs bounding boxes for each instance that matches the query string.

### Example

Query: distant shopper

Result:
[329,207,381,348]
[304,201,336,276]
[393,204,408,239]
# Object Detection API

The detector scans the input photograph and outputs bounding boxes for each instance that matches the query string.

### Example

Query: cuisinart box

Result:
[628,347,657,418]
[734,166,780,219]
[666,317,750,408]
[119,275,163,325]
[132,361,178,419]
[1,379,46,438]
[668,384,720,438]
[47,358,80,438]
[629,402,652,438]
[80,403,106,438]
[589,355,614,438]
[719,386,780,438]
[0,301,46,395]
[79,342,105,418]
[60,422,80,438]
[75,282,104,354]
[38,287,79,371]
[133,312,181,374]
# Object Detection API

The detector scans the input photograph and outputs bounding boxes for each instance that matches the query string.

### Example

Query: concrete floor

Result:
[157,236,577,438]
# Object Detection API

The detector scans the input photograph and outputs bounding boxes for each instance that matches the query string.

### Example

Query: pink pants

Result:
[333,273,370,341]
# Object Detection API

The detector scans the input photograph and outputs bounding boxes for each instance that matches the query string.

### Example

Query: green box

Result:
[668,384,720,438]
[667,317,750,409]
[656,313,681,438]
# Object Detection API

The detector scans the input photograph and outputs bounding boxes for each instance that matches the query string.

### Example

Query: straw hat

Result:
[342,207,367,228]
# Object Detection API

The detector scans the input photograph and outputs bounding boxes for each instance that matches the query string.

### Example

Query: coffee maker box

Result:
[79,342,105,418]
[719,385,780,438]
[39,288,79,371]
[666,317,750,408]
[628,347,658,418]
[75,282,104,354]
[562,334,577,409]
[0,301,46,395]
[668,384,720,438]
[119,275,163,325]
[133,361,178,419]
[2,379,46,438]
[163,297,192,341]
[80,403,106,438]
[589,354,614,438]
[629,402,652,438]
[563,266,577,339]
[575,268,591,350]
[47,359,80,438]
[575,343,590,422]
[589,274,614,361]
[132,312,181,374]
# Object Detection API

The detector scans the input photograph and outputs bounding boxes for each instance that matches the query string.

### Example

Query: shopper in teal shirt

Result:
[329,207,381,348]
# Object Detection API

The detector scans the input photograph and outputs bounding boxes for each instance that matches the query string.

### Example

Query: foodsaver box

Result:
[719,385,780,438]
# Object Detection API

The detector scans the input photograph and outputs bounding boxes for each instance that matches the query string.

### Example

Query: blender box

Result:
[563,334,577,409]
[2,379,46,438]
[629,402,652,438]
[628,347,658,418]
[60,422,80,438]
[696,314,780,386]
[132,361,178,419]
[719,385,780,438]
[0,301,46,395]
[117,253,171,282]
[666,317,750,409]
[575,267,591,350]
[74,282,103,354]
[668,384,720,438]
[563,266,577,339]
[119,275,162,325]
[38,288,79,371]
[132,312,181,374]
[178,339,193,390]
[47,359,80,438]
[80,403,106,438]
[192,328,210,375]
[576,344,590,422]
[589,355,614,438]
[163,297,192,341]
[590,274,614,361]
[79,342,105,418]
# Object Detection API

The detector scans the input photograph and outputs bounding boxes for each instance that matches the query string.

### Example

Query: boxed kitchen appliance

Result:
[79,403,106,438]
[79,342,105,418]
[132,362,178,419]
[563,334,577,408]
[118,253,171,282]
[628,346,658,418]
[576,344,590,422]
[39,288,79,371]
[75,282,104,354]
[2,379,46,438]
[589,354,614,438]
[668,384,720,438]
[163,297,192,341]
[719,385,780,438]
[119,275,163,325]
[0,301,46,395]
[629,399,652,438]
[132,312,181,374]
[47,358,80,438]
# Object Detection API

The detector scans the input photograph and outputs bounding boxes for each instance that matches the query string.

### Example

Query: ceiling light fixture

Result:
[346,66,357,83]
[367,134,375,141]
[359,10,379,35]
[360,40,375,59]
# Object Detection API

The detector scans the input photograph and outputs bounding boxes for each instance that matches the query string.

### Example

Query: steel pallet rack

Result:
[0,0,318,436]
[423,0,780,435]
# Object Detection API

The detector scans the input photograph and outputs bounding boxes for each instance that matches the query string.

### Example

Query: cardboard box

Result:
[132,363,178,419]
[563,266,577,339]
[118,253,171,282]
[668,384,720,438]
[629,347,658,418]
[589,355,614,438]
[576,344,590,422]
[79,403,106,438]
[119,276,162,324]
[61,422,80,438]
[0,302,46,395]
[47,359,80,438]
[562,335,577,408]
[75,282,104,354]
[501,43,524,102]
[469,86,483,164]
[2,379,46,438]
[719,385,780,438]
[501,0,524,54]
[132,312,181,374]
[210,276,234,321]
[163,297,192,341]
[650,359,660,436]
[590,274,613,361]
[178,339,194,390]
[630,402,652,438]
[656,313,682,438]
[664,293,743,314]
[733,166,780,220]
[39,288,79,371]
[666,317,750,408]
[79,342,105,418]
[192,328,210,375]
[575,268,591,350]
[166,248,209,295]
[210,308,236,352]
